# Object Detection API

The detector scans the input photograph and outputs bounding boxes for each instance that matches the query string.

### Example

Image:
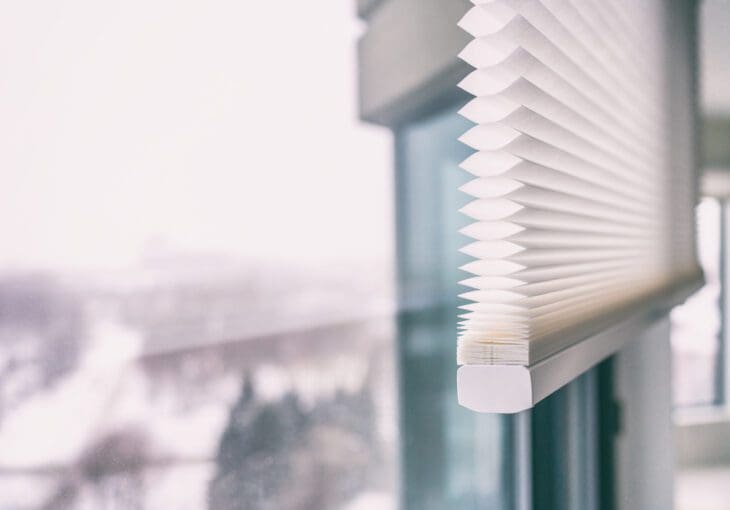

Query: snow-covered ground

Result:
[0,264,397,509]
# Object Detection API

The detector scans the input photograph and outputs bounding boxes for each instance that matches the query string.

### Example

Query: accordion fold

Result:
[456,0,700,365]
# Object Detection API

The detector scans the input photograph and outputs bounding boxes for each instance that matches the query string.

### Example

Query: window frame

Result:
[358,0,698,508]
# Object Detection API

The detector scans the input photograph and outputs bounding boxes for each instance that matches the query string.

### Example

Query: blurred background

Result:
[0,1,398,508]
[0,0,727,509]
[672,1,730,509]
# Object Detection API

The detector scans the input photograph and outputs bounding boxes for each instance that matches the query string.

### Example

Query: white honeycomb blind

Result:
[456,0,701,365]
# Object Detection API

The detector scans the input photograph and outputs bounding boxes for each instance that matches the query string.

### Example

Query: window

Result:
[672,198,723,407]
[396,104,515,509]
[0,0,703,509]
[0,2,399,508]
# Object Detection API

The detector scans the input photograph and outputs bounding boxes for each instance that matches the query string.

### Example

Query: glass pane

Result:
[0,0,394,343]
[671,198,722,407]
[395,106,513,509]
[0,3,516,508]
[0,2,401,508]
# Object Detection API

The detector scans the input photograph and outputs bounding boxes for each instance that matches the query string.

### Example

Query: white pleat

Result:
[456,0,697,365]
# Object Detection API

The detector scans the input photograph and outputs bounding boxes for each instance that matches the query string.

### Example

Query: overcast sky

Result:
[0,0,392,272]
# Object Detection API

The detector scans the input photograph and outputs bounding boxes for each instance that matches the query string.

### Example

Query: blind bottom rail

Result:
[458,270,704,413]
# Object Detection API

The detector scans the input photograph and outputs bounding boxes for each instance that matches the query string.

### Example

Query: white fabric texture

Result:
[457,0,700,365]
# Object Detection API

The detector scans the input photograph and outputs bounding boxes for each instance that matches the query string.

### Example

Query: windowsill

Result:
[674,405,730,427]
[675,406,730,468]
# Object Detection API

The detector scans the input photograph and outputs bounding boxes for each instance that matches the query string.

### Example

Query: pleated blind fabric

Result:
[457,0,701,365]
